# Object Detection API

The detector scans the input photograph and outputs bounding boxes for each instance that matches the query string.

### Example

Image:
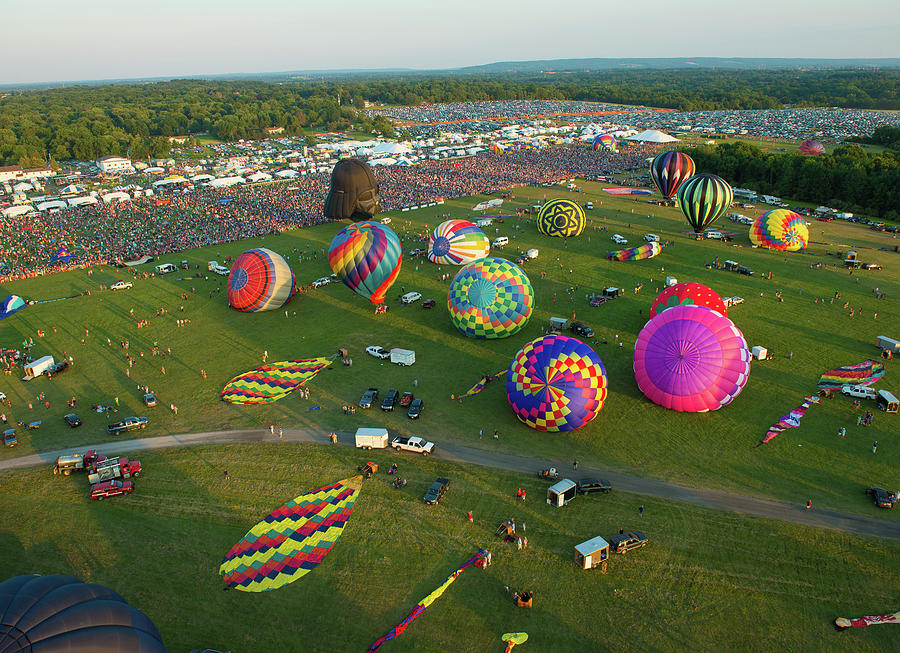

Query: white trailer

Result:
[390,348,416,366]
[876,336,900,354]
[24,356,54,377]
[355,427,389,449]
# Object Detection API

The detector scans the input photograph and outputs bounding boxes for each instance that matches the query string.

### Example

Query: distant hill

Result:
[455,57,900,74]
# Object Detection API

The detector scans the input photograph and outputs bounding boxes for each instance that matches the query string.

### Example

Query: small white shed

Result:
[574,536,610,570]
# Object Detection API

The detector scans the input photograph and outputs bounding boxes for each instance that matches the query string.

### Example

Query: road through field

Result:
[3,426,898,540]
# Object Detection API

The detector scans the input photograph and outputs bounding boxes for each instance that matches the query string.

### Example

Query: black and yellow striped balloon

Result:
[537,199,585,238]
[676,173,733,233]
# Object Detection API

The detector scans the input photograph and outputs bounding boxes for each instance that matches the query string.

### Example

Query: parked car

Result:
[63,413,82,428]
[723,296,744,307]
[90,480,134,500]
[408,248,427,257]
[401,291,422,304]
[366,346,391,359]
[423,477,450,504]
[110,281,133,291]
[399,392,414,407]
[143,392,157,407]
[842,385,877,400]
[381,389,399,411]
[577,478,612,494]
[359,387,379,409]
[862,263,882,270]
[589,295,609,307]
[737,266,755,276]
[610,531,648,554]
[422,298,436,309]
[611,234,628,245]
[407,398,424,419]
[866,487,898,509]
[643,233,660,242]
[3,428,17,447]
[312,277,331,287]
[570,321,594,338]
[45,360,69,378]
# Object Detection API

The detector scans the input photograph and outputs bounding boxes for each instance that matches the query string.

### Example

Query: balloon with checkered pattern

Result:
[448,257,534,339]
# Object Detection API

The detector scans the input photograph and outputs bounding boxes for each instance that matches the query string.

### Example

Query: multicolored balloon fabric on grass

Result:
[749,210,809,251]
[817,359,885,389]
[0,574,167,652]
[650,151,696,198]
[427,219,490,265]
[227,248,296,312]
[834,610,900,630]
[507,334,608,432]
[328,221,402,304]
[537,199,586,238]
[448,257,534,339]
[220,358,332,404]
[220,476,363,592]
[677,173,734,233]
[608,242,662,261]
[634,305,750,412]
[649,282,726,318]
[798,139,825,156]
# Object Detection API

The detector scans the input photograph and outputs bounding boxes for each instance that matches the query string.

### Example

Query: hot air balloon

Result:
[676,173,734,233]
[749,210,809,251]
[608,242,662,261]
[649,282,727,318]
[328,221,402,304]
[537,199,586,238]
[220,358,332,404]
[448,257,533,339]
[592,134,617,152]
[220,476,363,592]
[0,295,27,320]
[633,304,750,412]
[427,219,490,265]
[507,334,608,431]
[490,143,505,155]
[323,158,382,221]
[227,248,296,312]
[798,139,825,156]
[650,151,696,198]
[0,574,167,652]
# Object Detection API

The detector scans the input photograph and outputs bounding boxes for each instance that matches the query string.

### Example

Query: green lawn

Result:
[1,443,897,652]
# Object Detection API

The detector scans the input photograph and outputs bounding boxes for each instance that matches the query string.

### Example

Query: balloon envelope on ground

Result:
[650,282,726,318]
[650,151,696,198]
[227,248,295,312]
[798,139,825,156]
[427,219,490,265]
[608,242,662,261]
[328,221,402,304]
[750,210,809,251]
[537,199,585,238]
[677,173,734,233]
[634,304,750,412]
[0,574,167,652]
[448,257,533,338]
[507,334,608,431]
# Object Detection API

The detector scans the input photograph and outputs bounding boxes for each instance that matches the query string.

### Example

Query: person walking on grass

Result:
[806,499,812,510]
[639,504,644,518]
[873,440,878,454]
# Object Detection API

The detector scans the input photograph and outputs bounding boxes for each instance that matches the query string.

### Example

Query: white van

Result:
[705,231,724,240]
[643,234,660,243]
[355,427,389,449]
[380,216,392,224]
[401,291,422,304]
[155,263,177,274]
[492,236,509,248]
[526,249,539,259]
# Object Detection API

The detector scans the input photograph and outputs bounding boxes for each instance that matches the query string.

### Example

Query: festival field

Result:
[0,443,898,652]
[1,183,896,517]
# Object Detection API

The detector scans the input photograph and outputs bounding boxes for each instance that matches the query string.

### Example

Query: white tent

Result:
[624,129,678,143]
[368,158,397,166]
[208,176,245,188]
[275,169,299,178]
[13,182,34,192]
[102,191,132,203]
[190,174,215,182]
[246,172,273,183]
[38,200,69,212]
[60,184,84,194]
[2,204,35,217]
[372,142,412,155]
[68,196,98,207]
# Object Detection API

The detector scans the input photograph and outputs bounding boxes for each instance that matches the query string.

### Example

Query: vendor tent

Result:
[625,130,679,143]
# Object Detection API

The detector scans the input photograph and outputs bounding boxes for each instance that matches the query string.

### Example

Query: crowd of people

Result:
[0,143,653,282]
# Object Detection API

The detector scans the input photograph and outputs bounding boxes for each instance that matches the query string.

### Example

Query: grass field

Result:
[0,179,898,649]
[1,443,898,652]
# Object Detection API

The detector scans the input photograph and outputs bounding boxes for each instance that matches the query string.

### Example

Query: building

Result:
[0,165,23,183]
[265,127,284,135]
[22,167,53,181]
[168,135,190,144]
[96,156,134,175]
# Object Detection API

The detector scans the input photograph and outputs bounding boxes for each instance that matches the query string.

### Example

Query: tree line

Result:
[686,141,900,220]
[0,69,897,167]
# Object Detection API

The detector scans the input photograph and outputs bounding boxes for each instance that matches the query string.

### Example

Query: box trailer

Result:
[574,535,610,570]
[547,479,577,507]
[877,390,899,413]
[24,356,54,378]
[390,348,416,366]
[876,336,900,354]
[355,427,389,449]
[751,346,768,360]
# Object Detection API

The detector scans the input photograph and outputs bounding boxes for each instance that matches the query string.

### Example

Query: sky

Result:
[3,0,900,84]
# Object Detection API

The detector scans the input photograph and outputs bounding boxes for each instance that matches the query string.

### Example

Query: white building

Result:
[0,165,23,183]
[96,156,134,175]
[23,167,53,181]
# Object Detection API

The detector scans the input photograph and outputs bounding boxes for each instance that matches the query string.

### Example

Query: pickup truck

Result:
[391,436,435,455]
[107,416,148,435]
[87,457,142,484]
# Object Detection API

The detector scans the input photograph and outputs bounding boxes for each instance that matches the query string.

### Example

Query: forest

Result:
[686,141,900,219]
[1,69,898,167]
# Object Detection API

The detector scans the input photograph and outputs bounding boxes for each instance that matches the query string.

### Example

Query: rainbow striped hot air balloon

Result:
[650,151,695,198]
[227,248,295,312]
[677,173,734,234]
[328,221,402,304]
[448,257,533,339]
[649,282,727,318]
[608,242,662,261]
[507,334,608,432]
[537,199,586,238]
[634,305,750,412]
[592,133,617,152]
[427,219,490,265]
[750,210,809,251]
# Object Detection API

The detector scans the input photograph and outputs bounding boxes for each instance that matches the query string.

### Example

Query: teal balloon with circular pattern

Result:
[448,257,534,339]
[537,199,586,238]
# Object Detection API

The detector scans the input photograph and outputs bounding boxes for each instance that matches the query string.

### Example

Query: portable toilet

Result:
[547,479,577,507]
[574,535,610,571]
